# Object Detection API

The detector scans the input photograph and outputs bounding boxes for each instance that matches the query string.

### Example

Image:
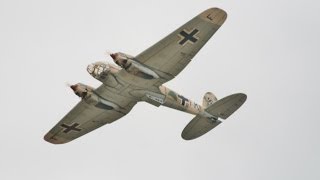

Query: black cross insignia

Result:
[178,95,189,106]
[60,123,82,133]
[178,29,199,45]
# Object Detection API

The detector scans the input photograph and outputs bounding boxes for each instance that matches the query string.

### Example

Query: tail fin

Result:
[202,92,218,108]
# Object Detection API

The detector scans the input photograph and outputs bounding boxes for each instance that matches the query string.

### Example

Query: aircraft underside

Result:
[84,59,211,118]
[44,8,246,144]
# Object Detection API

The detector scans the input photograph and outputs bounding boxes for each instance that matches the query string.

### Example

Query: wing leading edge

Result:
[44,85,137,144]
[135,8,227,84]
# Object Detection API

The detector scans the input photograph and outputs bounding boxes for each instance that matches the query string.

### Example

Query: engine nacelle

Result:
[110,52,159,79]
[70,83,119,110]
[110,52,134,69]
[70,83,93,99]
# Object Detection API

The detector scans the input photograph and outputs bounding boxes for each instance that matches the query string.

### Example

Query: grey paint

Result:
[0,0,320,180]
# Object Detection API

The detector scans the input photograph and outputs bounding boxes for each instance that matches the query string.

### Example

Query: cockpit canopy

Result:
[87,62,111,80]
[87,62,121,81]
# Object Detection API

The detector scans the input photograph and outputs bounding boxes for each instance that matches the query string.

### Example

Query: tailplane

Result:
[182,93,247,140]
[205,93,247,120]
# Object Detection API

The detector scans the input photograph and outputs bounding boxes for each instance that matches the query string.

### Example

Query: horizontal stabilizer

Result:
[206,93,247,119]
[182,115,221,140]
[181,93,247,140]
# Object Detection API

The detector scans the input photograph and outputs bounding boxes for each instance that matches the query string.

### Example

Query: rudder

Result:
[202,92,218,108]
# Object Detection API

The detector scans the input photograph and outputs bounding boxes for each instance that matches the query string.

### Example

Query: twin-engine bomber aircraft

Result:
[44,8,247,144]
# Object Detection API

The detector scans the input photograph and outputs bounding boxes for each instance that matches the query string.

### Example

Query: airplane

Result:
[44,7,247,144]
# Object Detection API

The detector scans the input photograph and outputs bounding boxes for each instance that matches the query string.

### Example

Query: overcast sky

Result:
[1,0,320,180]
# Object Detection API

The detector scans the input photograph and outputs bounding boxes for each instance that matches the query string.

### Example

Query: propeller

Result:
[104,50,112,56]
[65,82,72,87]
[65,82,78,92]
[105,50,116,60]
[105,50,120,66]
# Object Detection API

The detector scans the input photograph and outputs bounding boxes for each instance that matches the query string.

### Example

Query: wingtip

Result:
[43,133,69,145]
[238,93,247,103]
[199,7,228,26]
[181,133,195,141]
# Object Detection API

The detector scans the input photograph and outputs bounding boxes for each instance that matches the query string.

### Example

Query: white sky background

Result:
[1,0,319,179]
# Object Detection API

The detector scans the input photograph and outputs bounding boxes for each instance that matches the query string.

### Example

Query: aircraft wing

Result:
[44,85,137,144]
[134,8,227,84]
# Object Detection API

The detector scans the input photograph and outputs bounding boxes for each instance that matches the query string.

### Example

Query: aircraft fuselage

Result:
[84,61,213,119]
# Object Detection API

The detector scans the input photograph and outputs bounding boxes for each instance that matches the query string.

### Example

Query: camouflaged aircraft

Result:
[44,7,247,144]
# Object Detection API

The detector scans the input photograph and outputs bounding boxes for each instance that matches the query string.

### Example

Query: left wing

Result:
[134,8,227,84]
[44,86,136,144]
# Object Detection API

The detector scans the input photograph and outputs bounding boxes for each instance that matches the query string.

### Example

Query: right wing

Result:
[44,85,137,144]
[134,8,227,85]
